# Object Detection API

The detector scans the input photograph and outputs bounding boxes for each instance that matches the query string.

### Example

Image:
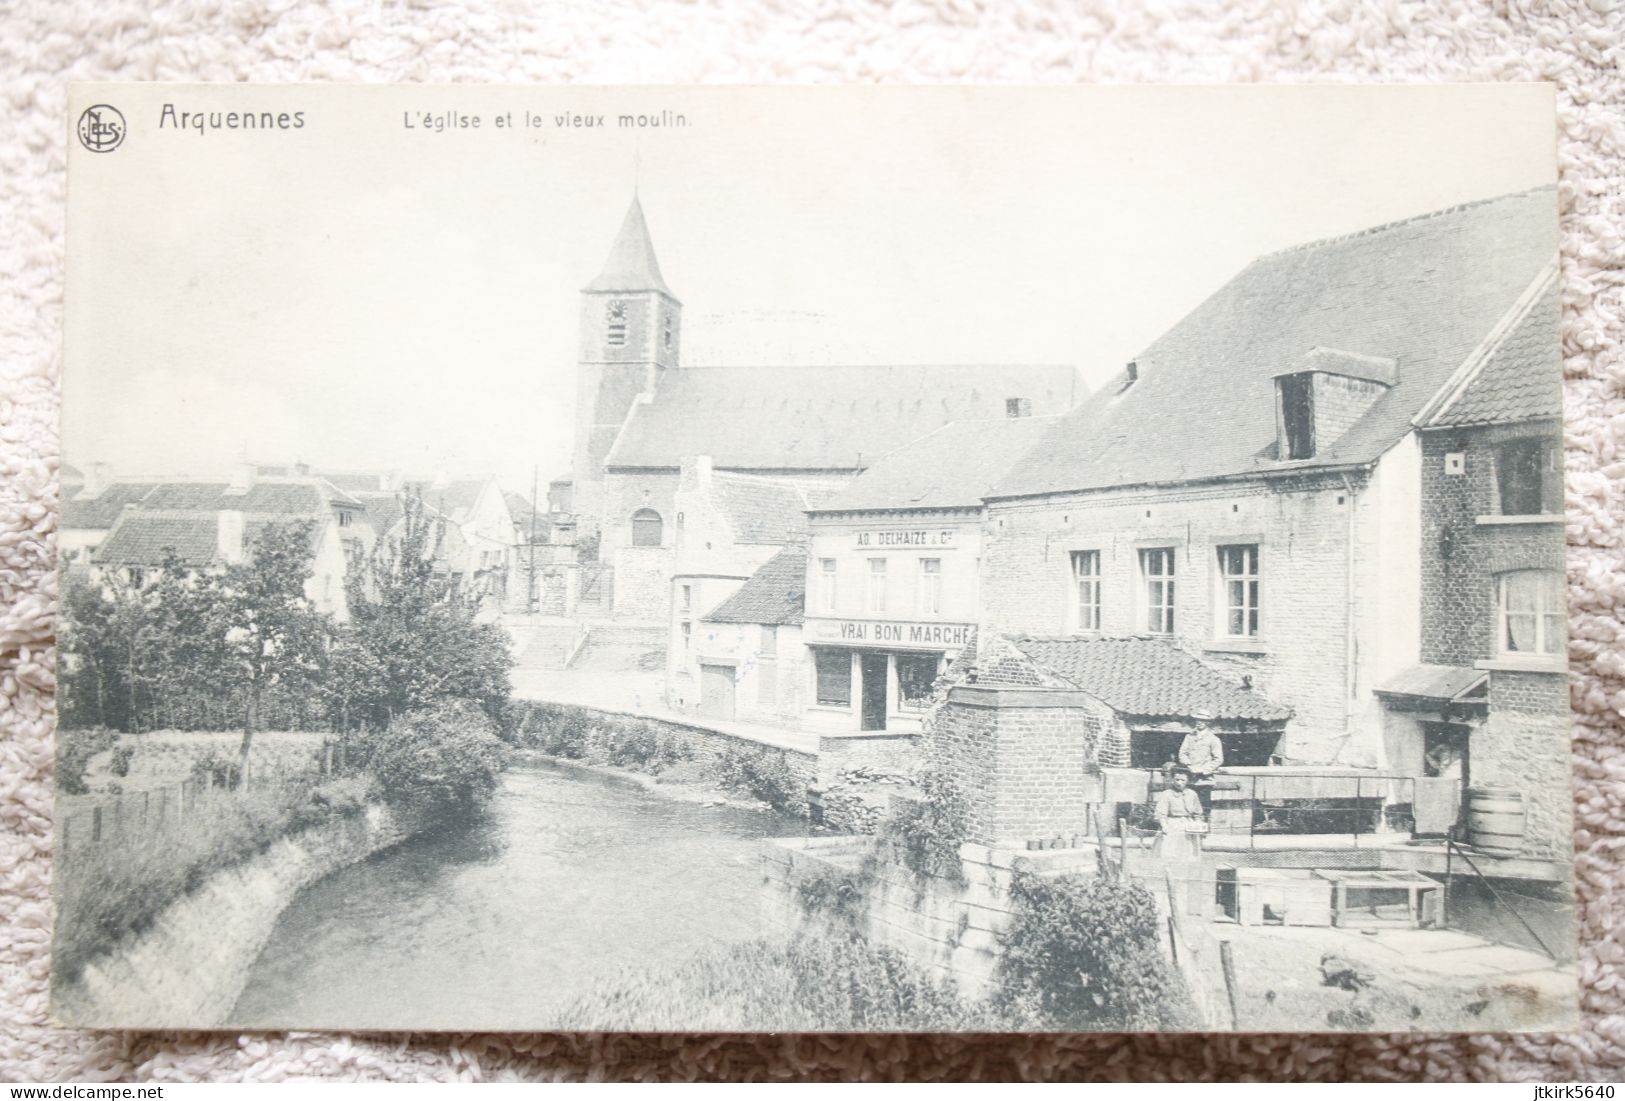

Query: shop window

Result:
[1217,544,1260,638]
[918,558,942,615]
[1277,373,1315,459]
[819,558,837,612]
[1140,547,1176,634]
[631,508,663,547]
[814,649,852,707]
[897,653,940,711]
[1071,550,1100,632]
[1495,438,1562,516]
[1497,569,1565,657]
[867,558,888,614]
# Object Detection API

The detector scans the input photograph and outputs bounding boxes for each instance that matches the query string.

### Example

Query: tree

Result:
[333,492,513,732]
[364,699,509,816]
[204,521,332,763]
[58,559,163,732]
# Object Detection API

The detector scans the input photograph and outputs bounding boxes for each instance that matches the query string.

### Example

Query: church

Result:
[563,194,1084,624]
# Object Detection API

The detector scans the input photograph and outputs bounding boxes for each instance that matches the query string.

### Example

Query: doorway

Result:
[699,663,736,721]
[860,653,889,731]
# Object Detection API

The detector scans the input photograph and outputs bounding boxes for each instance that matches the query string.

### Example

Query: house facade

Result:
[977,188,1560,790]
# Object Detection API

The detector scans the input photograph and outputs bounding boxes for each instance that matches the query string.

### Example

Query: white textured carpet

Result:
[3,0,1622,1082]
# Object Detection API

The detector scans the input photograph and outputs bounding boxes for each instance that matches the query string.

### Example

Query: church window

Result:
[631,508,663,547]
[607,300,628,347]
[663,313,673,350]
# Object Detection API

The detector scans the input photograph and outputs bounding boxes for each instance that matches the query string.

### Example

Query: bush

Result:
[363,699,509,816]
[995,871,1191,1030]
[794,865,867,925]
[108,745,135,778]
[190,748,243,791]
[880,769,970,883]
[57,727,117,796]
[717,747,807,814]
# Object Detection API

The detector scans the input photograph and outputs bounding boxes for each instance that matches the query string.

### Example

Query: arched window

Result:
[1496,569,1564,657]
[631,509,664,547]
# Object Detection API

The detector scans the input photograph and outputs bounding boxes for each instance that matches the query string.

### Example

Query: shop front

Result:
[803,617,974,733]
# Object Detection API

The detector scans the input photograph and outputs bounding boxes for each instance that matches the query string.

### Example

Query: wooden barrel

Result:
[1466,787,1526,857]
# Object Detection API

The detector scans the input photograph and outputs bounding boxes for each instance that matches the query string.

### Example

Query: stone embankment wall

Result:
[759,836,1095,998]
[53,802,420,1028]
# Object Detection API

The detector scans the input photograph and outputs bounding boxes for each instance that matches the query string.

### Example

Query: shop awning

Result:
[1374,664,1488,705]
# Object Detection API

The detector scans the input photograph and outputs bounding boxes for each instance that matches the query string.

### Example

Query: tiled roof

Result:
[406,480,487,524]
[1009,636,1292,722]
[607,364,1081,471]
[140,481,326,514]
[584,196,674,297]
[704,547,807,626]
[1428,276,1562,427]
[61,482,159,530]
[712,473,812,544]
[94,512,220,566]
[813,415,1060,513]
[993,187,1557,498]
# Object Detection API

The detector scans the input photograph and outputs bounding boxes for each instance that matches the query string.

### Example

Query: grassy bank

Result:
[559,931,1006,1032]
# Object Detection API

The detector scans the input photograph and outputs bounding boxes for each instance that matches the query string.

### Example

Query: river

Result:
[228,760,804,1030]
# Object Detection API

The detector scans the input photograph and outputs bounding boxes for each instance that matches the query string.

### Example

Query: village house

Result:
[938,186,1564,862]
[75,466,372,620]
[560,194,1083,627]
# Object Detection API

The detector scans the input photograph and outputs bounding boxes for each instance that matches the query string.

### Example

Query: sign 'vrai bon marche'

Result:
[807,619,975,650]
[854,529,957,548]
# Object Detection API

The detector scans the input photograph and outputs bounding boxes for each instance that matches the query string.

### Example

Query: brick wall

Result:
[1312,373,1387,451]
[980,476,1361,761]
[933,684,1097,846]
[1418,426,1566,666]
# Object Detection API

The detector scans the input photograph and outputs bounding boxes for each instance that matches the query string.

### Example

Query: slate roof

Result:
[812,415,1060,513]
[61,482,159,530]
[94,512,220,566]
[1427,274,1562,428]
[584,196,675,297]
[993,187,1558,498]
[704,547,807,626]
[1008,636,1292,722]
[607,364,1081,471]
[712,473,814,543]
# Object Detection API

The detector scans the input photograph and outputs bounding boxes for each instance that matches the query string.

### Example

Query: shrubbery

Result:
[362,700,510,817]
[56,727,117,796]
[995,871,1192,1030]
[516,703,691,775]
[880,768,970,884]
[717,747,807,814]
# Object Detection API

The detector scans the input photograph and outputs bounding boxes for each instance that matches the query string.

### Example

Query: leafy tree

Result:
[202,521,332,762]
[333,492,513,731]
[57,560,163,732]
[363,699,509,816]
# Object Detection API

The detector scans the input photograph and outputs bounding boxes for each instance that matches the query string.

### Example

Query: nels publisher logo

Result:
[77,104,126,153]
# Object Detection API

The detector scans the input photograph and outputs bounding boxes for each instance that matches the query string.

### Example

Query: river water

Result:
[228,760,803,1030]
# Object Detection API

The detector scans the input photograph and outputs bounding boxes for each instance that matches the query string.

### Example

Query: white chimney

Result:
[217,510,245,563]
[85,461,113,497]
[226,462,254,495]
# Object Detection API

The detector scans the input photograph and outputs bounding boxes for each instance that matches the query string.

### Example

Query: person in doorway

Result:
[1154,767,1206,859]
[1176,726,1225,814]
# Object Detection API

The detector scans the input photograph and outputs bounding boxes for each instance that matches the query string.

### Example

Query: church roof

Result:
[606,364,1081,472]
[812,415,1060,513]
[711,472,815,544]
[992,187,1558,499]
[584,195,675,298]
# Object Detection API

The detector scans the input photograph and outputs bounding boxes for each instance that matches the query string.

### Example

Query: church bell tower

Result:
[571,194,682,543]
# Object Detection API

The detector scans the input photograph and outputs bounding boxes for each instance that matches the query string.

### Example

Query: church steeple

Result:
[584,195,676,299]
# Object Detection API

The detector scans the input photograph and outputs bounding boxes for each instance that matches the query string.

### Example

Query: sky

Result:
[63,84,1556,499]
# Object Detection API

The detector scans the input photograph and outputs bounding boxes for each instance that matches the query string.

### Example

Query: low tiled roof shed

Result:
[703,547,807,626]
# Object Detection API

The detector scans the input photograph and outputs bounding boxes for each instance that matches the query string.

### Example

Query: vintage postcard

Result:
[56,84,1577,1032]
